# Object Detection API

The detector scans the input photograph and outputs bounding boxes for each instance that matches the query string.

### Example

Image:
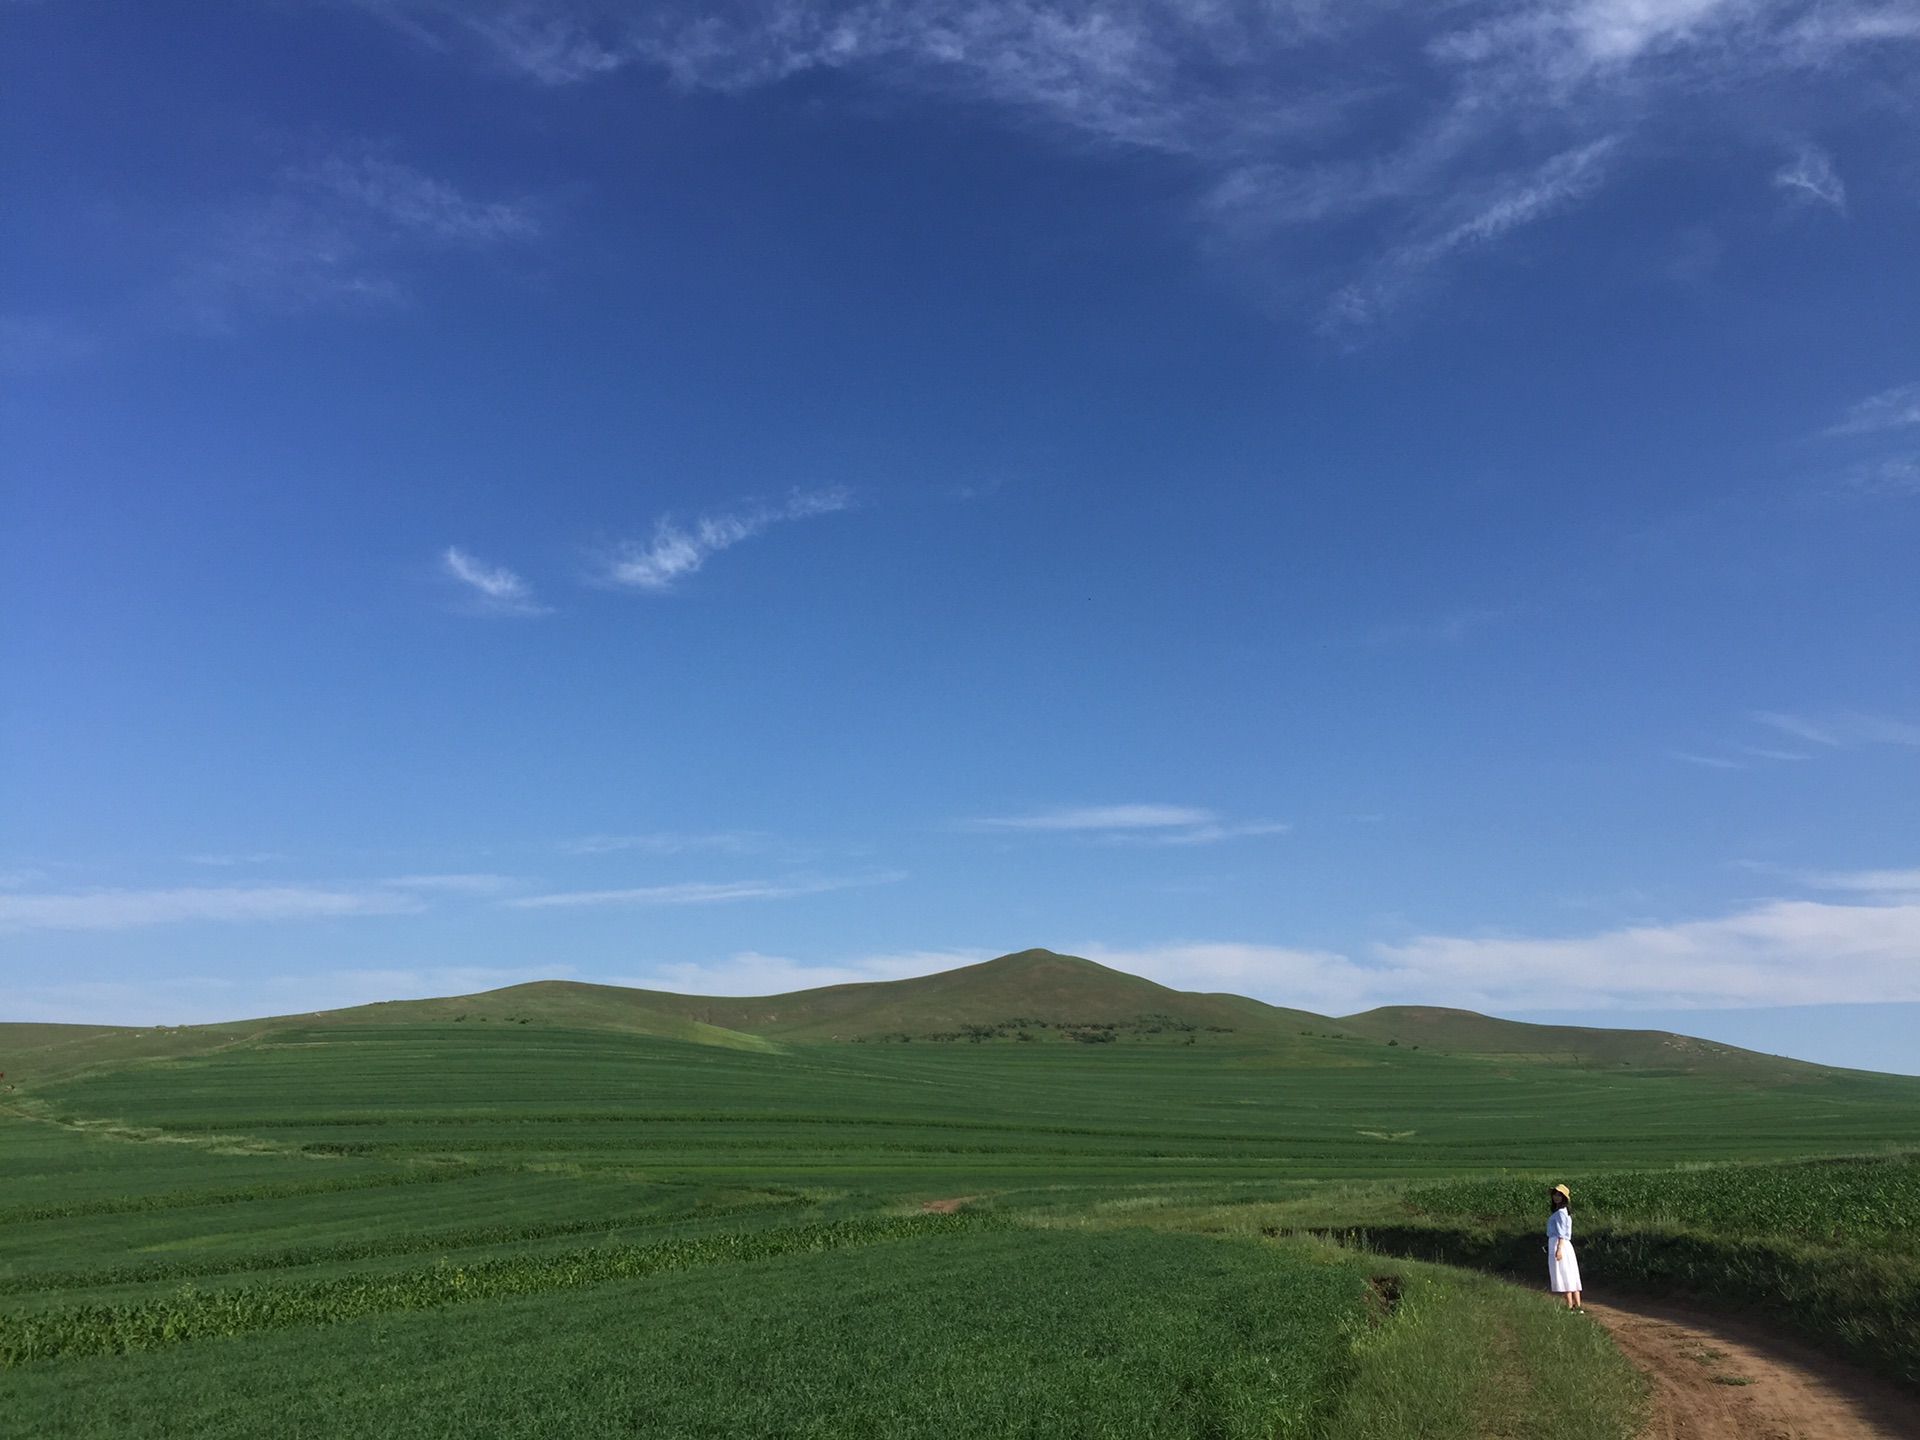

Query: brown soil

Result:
[919,1196,977,1213]
[1584,1295,1920,1439]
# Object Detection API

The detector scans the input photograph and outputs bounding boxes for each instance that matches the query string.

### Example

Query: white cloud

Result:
[1365,605,1515,646]
[380,872,521,894]
[2,965,577,1026]
[1751,710,1841,746]
[1123,821,1294,846]
[309,155,539,245]
[1075,940,1372,1011]
[1075,892,1920,1012]
[1322,137,1620,335]
[973,803,1216,832]
[970,803,1287,845]
[1799,867,1920,901]
[558,831,767,856]
[1671,750,1747,769]
[600,488,852,592]
[1753,710,1920,749]
[506,871,904,909]
[14,886,1920,1019]
[184,851,287,866]
[608,948,994,996]
[1683,711,1920,769]
[1773,144,1847,211]
[174,154,538,331]
[442,546,550,616]
[1365,898,1920,1010]
[1839,456,1920,499]
[1830,381,1920,436]
[366,1,1920,330]
[0,886,423,933]
[0,315,99,377]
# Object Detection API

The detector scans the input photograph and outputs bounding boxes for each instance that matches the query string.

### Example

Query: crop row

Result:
[289,1136,1313,1158]
[0,1212,989,1366]
[1404,1153,1920,1243]
[0,1191,811,1295]
[104,1111,1304,1143]
[0,1163,497,1226]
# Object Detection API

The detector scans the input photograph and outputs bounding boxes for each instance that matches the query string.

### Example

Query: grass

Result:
[1407,1153,1920,1243]
[1317,1249,1645,1440]
[4,1229,1371,1439]
[1,1214,985,1364]
[3,994,1916,1436]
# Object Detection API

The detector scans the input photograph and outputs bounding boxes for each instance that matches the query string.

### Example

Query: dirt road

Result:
[1584,1295,1920,1440]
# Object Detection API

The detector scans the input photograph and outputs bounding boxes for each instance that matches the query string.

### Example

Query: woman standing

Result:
[1548,1183,1583,1311]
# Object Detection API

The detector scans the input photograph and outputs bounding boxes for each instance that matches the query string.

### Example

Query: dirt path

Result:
[919,1195,978,1213]
[1584,1295,1920,1440]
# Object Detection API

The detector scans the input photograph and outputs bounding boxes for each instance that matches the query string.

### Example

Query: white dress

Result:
[1548,1211,1582,1293]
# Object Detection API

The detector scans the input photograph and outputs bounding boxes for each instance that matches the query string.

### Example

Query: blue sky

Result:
[5,1,1919,1072]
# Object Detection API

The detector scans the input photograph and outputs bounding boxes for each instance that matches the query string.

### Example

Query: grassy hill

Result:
[576,949,1328,1044]
[1335,1005,1812,1078]
[0,948,1855,1084]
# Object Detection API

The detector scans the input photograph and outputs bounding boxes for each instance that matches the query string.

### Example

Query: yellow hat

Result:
[1551,1184,1571,1199]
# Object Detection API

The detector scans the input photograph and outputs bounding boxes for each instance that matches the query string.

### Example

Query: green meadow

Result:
[4,953,1917,1435]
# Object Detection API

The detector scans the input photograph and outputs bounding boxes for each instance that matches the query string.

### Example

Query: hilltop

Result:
[0,948,1850,1084]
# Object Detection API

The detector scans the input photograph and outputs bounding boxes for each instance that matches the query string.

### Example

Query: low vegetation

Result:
[1408,1153,1920,1243]
[1335,1154,1920,1384]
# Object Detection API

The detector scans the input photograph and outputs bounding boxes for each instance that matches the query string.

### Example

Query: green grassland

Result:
[3,950,1916,1435]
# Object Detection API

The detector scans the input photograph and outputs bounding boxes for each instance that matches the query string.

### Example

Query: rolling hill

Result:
[0,948,1851,1084]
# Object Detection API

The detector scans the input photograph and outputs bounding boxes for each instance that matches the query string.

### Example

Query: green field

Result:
[4,952,1916,1435]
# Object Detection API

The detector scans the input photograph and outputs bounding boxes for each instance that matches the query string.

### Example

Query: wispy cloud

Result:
[1817,381,1920,503]
[1071,889,1920,1013]
[506,871,904,909]
[1773,144,1847,212]
[1671,750,1747,770]
[1358,899,1920,1012]
[1364,605,1516,647]
[2,965,578,1026]
[608,948,994,997]
[1735,744,1813,762]
[558,832,767,856]
[442,546,550,617]
[1837,456,1920,499]
[184,851,287,867]
[173,153,539,332]
[1798,866,1920,901]
[380,872,521,895]
[0,886,423,933]
[969,804,1287,845]
[1679,710,1920,769]
[1122,821,1294,847]
[974,804,1215,832]
[0,315,99,377]
[1753,710,1920,750]
[600,488,852,593]
[1321,137,1620,337]
[1829,382,1920,437]
[367,1,1919,331]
